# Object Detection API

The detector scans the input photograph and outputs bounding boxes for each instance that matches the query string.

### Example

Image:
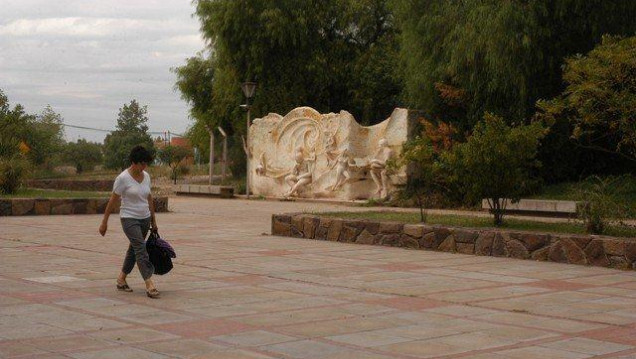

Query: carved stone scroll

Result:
[248,107,410,200]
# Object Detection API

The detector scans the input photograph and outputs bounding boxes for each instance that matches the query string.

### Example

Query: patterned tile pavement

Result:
[1,197,635,359]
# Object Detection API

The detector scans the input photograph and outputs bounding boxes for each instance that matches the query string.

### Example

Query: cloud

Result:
[0,0,206,142]
[0,17,193,38]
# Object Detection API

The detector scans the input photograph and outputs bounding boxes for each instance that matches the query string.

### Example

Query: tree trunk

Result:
[492,197,503,226]
[416,191,426,223]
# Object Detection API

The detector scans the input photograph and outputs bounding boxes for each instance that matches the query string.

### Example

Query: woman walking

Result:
[99,145,160,298]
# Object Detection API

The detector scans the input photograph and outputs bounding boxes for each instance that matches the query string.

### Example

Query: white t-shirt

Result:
[113,170,152,219]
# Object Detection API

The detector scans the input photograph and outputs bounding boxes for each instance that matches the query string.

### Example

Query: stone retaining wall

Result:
[26,179,114,192]
[0,197,168,216]
[272,213,636,270]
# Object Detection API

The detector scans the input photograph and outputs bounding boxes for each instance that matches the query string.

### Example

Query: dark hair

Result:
[129,145,153,164]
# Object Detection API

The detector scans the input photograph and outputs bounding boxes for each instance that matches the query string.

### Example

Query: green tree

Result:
[0,90,33,193]
[181,0,401,176]
[0,90,27,159]
[29,105,65,167]
[103,100,154,169]
[444,114,546,226]
[394,0,636,131]
[172,54,222,169]
[157,145,192,184]
[397,136,438,222]
[537,35,636,163]
[62,139,103,174]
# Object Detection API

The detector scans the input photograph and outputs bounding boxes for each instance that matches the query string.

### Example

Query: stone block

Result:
[519,233,550,251]
[403,224,424,238]
[96,198,109,213]
[85,199,98,214]
[531,246,550,261]
[433,227,451,249]
[603,240,626,256]
[560,238,587,265]
[456,242,475,254]
[584,239,610,267]
[492,233,507,257]
[364,221,380,235]
[344,219,366,230]
[453,230,478,243]
[400,235,420,249]
[475,232,495,256]
[271,215,291,237]
[437,235,456,252]
[12,199,35,216]
[570,236,592,250]
[505,239,529,259]
[303,216,320,239]
[34,199,51,215]
[379,222,403,234]
[0,199,12,216]
[609,255,630,270]
[355,229,376,245]
[291,226,304,238]
[72,199,88,214]
[291,215,304,236]
[154,197,169,212]
[340,225,361,242]
[625,242,636,263]
[380,233,401,247]
[327,219,343,241]
[50,200,73,215]
[315,226,328,241]
[418,232,435,249]
[275,214,291,224]
[548,242,566,263]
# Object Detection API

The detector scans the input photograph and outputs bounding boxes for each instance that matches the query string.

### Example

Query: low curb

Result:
[0,197,169,216]
[272,213,636,270]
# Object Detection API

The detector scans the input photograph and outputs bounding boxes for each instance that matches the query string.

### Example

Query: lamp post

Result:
[240,81,257,198]
[206,124,214,185]
[217,126,228,182]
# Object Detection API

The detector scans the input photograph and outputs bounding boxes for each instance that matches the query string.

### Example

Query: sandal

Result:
[116,282,133,292]
[146,288,160,299]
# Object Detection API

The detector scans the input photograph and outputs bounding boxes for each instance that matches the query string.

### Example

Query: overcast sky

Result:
[0,0,206,142]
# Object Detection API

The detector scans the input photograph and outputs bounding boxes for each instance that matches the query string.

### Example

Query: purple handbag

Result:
[151,230,176,258]
[146,230,176,275]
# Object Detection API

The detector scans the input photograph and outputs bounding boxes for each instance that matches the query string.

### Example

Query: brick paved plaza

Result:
[1,197,636,358]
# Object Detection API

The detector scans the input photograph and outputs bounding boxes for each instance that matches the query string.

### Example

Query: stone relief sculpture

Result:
[284,147,314,197]
[249,107,410,200]
[369,138,394,198]
[329,148,355,191]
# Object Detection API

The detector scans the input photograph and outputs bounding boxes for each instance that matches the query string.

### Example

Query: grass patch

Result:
[31,167,120,180]
[532,175,636,219]
[319,211,636,239]
[0,188,110,199]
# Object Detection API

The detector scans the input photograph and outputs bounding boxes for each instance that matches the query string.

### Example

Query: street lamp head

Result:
[241,81,257,99]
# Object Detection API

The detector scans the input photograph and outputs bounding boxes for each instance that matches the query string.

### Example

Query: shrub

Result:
[157,145,192,184]
[0,157,28,194]
[61,139,103,174]
[576,175,631,234]
[444,113,546,226]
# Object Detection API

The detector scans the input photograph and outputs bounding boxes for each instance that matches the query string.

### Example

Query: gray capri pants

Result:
[120,217,154,280]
